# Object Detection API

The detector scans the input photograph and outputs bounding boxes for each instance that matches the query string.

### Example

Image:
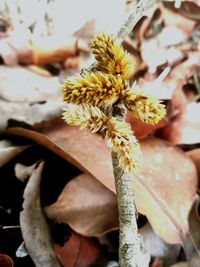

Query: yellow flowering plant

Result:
[62,32,165,173]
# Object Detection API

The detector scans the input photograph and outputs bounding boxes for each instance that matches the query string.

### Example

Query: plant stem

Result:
[112,0,159,266]
[112,155,149,267]
[112,101,150,267]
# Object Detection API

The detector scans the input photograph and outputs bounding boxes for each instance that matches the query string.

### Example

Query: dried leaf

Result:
[126,112,167,140]
[0,254,14,267]
[54,232,101,267]
[133,138,197,244]
[8,126,197,244]
[15,162,38,182]
[6,122,115,193]
[44,173,118,236]
[0,30,78,66]
[150,258,164,267]
[20,161,62,267]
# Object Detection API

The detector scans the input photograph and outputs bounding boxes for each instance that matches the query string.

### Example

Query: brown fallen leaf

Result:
[0,30,80,66]
[20,161,62,267]
[7,125,198,244]
[150,258,164,267]
[44,173,118,236]
[133,138,197,244]
[126,112,167,140]
[54,232,101,267]
[6,122,115,193]
[0,254,14,267]
[30,35,80,65]
[0,140,29,167]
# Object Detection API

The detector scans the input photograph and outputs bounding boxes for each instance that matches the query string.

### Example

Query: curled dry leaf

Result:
[20,161,62,267]
[8,125,198,244]
[44,173,118,236]
[15,162,38,182]
[0,140,29,168]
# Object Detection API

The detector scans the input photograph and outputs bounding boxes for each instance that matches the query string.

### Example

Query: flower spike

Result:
[62,104,108,133]
[105,118,142,172]
[122,90,166,125]
[90,33,132,79]
[62,71,126,108]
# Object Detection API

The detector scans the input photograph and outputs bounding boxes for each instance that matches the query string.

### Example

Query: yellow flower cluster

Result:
[62,71,126,108]
[62,32,166,172]
[105,118,142,172]
[90,33,131,79]
[122,90,166,125]
[63,104,107,133]
[63,104,141,172]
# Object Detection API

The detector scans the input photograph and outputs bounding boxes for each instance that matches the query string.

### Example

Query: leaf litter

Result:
[1,0,200,266]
